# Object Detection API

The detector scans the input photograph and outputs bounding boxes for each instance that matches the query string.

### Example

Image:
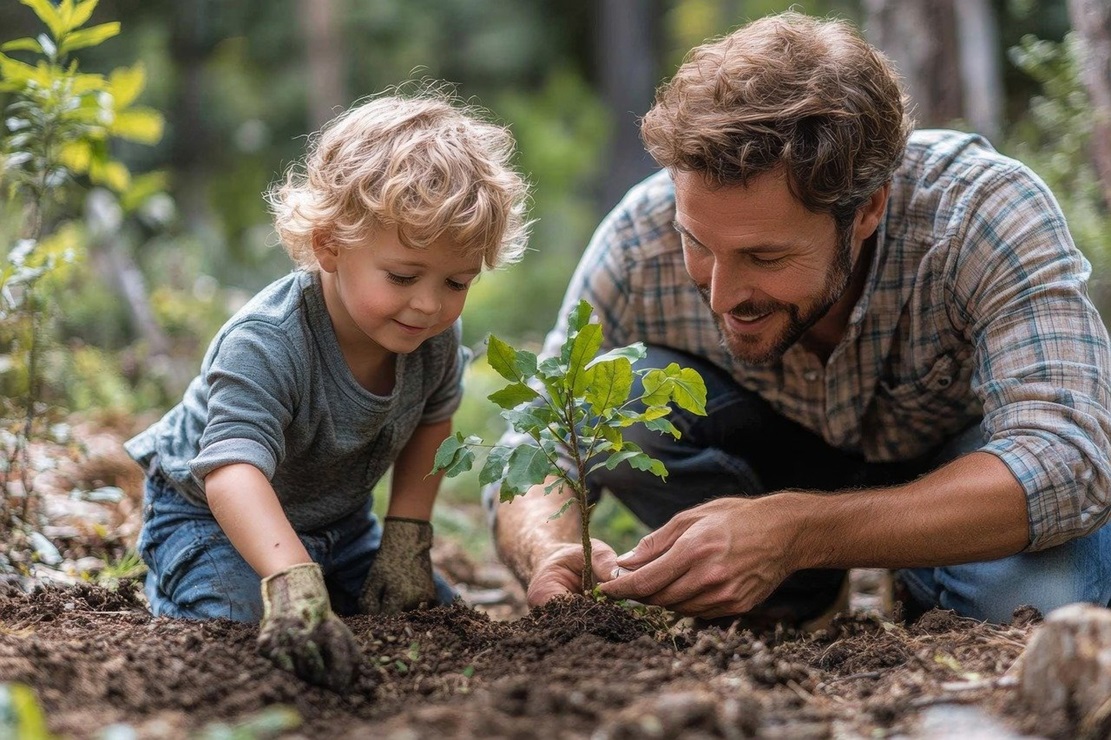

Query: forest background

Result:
[1,0,1109,572]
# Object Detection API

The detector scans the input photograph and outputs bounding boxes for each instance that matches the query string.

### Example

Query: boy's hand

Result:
[359,516,437,614]
[257,562,360,691]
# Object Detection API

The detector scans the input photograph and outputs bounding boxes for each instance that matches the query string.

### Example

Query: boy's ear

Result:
[312,230,339,272]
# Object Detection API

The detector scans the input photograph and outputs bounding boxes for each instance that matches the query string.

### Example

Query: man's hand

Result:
[598,496,799,619]
[257,562,360,691]
[359,517,437,614]
[526,538,621,606]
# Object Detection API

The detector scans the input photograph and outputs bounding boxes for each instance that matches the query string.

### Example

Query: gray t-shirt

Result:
[125,270,467,531]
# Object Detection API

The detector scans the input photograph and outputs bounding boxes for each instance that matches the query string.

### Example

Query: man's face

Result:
[673,169,855,365]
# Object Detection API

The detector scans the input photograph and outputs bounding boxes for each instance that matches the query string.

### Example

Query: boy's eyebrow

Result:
[386,258,482,275]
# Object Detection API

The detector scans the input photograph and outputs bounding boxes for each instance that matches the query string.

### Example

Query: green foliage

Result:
[0,682,52,740]
[1005,33,1111,299]
[433,299,707,591]
[92,548,146,588]
[0,0,165,528]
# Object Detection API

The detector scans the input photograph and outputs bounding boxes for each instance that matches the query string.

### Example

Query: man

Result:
[485,11,1111,626]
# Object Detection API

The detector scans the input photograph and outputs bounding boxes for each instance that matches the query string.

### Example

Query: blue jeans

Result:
[585,346,1111,625]
[138,470,456,622]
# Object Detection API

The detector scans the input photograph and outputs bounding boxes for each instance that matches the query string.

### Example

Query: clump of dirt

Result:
[0,581,1045,738]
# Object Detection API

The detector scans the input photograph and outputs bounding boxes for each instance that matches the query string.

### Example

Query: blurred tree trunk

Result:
[596,0,662,213]
[862,0,963,128]
[168,0,217,235]
[1067,0,1111,209]
[297,0,347,130]
[954,0,1004,142]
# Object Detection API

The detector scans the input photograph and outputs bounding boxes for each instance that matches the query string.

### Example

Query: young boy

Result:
[125,90,530,691]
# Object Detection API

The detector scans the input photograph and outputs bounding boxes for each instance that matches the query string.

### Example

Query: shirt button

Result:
[803,370,820,382]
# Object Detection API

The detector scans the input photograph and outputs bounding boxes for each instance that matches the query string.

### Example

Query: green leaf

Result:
[503,445,552,496]
[487,382,539,409]
[442,446,475,478]
[108,107,163,144]
[107,63,145,108]
[537,356,564,381]
[594,423,624,451]
[58,22,120,55]
[478,446,512,487]
[668,365,708,415]
[501,406,553,435]
[565,322,602,395]
[69,0,99,31]
[643,417,681,438]
[594,448,668,479]
[586,343,646,368]
[584,357,632,416]
[547,498,575,520]
[119,171,168,212]
[88,157,130,191]
[0,38,43,54]
[485,334,537,383]
[567,299,593,333]
[19,0,65,40]
[0,682,50,739]
[432,432,467,474]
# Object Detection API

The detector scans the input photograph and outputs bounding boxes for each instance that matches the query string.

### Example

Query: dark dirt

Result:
[0,423,1059,738]
[0,577,1049,739]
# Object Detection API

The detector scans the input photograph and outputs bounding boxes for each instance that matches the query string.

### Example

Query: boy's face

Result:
[316,226,482,359]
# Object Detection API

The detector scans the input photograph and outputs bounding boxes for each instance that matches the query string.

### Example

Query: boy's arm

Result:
[386,418,452,520]
[205,463,311,576]
[359,419,451,614]
[205,463,359,691]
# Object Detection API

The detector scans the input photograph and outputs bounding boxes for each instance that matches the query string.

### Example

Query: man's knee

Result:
[899,527,1111,623]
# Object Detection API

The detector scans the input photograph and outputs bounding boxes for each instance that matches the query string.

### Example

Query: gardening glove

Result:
[359,516,436,615]
[257,562,360,692]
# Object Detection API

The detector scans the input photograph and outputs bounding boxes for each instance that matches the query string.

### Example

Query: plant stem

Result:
[566,410,594,592]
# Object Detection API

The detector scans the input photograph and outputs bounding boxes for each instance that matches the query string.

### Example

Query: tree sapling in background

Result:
[433,299,707,592]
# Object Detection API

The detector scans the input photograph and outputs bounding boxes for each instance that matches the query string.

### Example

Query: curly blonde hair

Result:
[642,11,912,228]
[268,88,531,270]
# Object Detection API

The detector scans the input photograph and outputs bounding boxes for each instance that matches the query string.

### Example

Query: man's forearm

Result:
[493,476,581,587]
[788,451,1030,571]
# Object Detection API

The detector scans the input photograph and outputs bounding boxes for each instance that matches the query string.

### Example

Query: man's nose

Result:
[709,261,753,314]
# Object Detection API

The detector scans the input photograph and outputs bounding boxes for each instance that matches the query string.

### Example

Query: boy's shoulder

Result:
[230,270,313,325]
[207,271,320,357]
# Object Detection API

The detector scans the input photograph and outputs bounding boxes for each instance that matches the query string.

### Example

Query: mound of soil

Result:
[0,580,1047,739]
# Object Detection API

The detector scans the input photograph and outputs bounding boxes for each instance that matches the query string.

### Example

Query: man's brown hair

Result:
[641,11,912,227]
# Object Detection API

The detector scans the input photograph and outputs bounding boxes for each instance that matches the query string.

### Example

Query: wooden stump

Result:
[1018,603,1111,739]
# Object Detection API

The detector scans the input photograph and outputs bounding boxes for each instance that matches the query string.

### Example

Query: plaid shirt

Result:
[540,130,1111,551]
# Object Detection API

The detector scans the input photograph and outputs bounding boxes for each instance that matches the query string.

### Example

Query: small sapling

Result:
[432,299,707,592]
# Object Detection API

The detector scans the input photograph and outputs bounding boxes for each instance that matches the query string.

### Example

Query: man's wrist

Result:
[763,490,823,571]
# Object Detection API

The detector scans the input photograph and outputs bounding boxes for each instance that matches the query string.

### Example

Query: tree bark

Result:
[596,0,661,213]
[297,0,348,131]
[862,0,963,128]
[954,0,1004,142]
[1067,0,1111,210]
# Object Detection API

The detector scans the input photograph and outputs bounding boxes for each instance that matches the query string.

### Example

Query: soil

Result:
[0,421,1060,739]
[0,575,1053,739]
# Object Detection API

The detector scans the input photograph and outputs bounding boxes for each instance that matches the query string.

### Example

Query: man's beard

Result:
[698,230,854,366]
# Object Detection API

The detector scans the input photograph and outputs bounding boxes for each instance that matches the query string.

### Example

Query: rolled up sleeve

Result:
[952,166,1111,550]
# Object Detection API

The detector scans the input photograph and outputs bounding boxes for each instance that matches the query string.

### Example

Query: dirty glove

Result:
[359,516,436,614]
[257,562,360,691]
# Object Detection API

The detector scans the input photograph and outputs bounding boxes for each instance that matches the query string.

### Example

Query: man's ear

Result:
[312,230,339,272]
[854,182,890,243]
